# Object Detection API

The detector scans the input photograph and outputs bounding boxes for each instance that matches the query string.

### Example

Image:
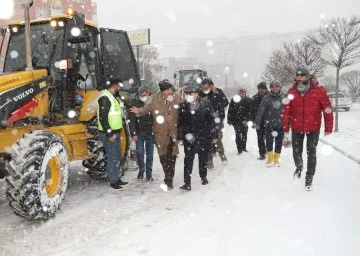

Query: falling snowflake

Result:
[282,98,290,105]
[167,95,174,102]
[156,115,165,124]
[233,95,241,103]
[324,107,333,114]
[71,27,81,37]
[10,51,18,59]
[287,94,295,100]
[185,133,195,142]
[271,131,279,137]
[67,110,77,119]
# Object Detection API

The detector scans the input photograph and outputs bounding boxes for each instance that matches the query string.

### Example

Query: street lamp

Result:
[213,48,230,93]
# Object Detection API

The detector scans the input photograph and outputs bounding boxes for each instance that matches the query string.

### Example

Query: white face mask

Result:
[139,96,148,102]
[203,89,211,94]
[185,95,195,103]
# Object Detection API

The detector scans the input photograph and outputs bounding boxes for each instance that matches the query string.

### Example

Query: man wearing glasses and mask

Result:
[282,64,333,191]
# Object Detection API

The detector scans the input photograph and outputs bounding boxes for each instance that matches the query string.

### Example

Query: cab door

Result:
[98,28,140,93]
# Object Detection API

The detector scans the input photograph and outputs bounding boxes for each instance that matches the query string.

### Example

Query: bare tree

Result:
[262,49,293,85]
[340,70,360,97]
[306,16,360,132]
[320,75,337,92]
[262,40,326,86]
[138,46,162,92]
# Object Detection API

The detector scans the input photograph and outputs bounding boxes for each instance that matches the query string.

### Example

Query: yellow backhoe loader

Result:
[0,8,140,219]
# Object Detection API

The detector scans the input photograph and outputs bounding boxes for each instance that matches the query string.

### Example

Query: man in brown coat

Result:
[130,79,182,189]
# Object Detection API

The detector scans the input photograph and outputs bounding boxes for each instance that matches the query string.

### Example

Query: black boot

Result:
[179,184,191,191]
[257,154,266,160]
[293,165,303,179]
[305,175,313,191]
[146,176,154,182]
[137,170,144,179]
[201,177,208,185]
[110,182,123,190]
[117,179,128,186]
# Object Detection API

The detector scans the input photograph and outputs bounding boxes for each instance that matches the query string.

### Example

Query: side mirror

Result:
[203,71,208,78]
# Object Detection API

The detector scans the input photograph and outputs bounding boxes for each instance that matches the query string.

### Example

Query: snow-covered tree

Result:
[307,16,360,132]
[340,70,360,98]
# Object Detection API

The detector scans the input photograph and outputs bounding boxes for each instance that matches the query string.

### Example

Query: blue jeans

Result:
[136,135,154,177]
[99,132,122,184]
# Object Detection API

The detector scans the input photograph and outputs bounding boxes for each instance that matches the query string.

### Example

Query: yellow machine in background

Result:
[0,9,140,219]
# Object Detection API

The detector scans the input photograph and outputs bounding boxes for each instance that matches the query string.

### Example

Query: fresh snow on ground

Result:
[0,104,359,256]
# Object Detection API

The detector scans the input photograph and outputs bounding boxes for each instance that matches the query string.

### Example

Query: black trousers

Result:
[159,138,177,186]
[184,143,209,185]
[265,126,284,153]
[234,123,248,153]
[256,126,266,156]
[292,130,320,177]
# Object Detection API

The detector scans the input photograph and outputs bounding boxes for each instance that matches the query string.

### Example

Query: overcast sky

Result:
[97,0,359,57]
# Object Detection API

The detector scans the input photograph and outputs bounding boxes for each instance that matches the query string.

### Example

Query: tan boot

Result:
[266,151,274,167]
[274,152,281,167]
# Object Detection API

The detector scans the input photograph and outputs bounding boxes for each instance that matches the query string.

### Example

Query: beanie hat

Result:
[295,64,310,76]
[269,80,281,88]
[257,81,267,89]
[138,85,149,93]
[158,79,173,91]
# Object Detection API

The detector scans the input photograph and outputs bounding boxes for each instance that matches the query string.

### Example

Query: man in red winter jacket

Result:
[282,64,333,191]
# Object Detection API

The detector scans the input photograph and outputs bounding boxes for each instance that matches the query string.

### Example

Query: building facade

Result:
[0,0,97,28]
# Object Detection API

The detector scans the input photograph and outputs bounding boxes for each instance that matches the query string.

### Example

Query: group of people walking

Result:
[97,64,333,192]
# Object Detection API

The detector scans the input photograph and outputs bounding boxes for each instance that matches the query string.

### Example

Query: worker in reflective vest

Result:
[97,77,128,190]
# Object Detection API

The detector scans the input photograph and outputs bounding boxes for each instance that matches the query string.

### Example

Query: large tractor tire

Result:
[83,115,131,180]
[5,131,69,220]
[0,159,9,179]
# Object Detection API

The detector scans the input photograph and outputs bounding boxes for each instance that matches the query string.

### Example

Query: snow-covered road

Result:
[1,105,359,256]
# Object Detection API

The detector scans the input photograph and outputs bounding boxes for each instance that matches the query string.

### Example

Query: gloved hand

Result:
[282,133,291,148]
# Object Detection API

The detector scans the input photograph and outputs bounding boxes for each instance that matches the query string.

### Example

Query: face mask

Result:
[203,89,211,94]
[185,95,195,103]
[139,96,148,102]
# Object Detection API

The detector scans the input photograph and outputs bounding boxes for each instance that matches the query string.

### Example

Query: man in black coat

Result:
[251,81,269,160]
[199,78,229,168]
[227,88,252,154]
[178,84,217,191]
[128,85,154,181]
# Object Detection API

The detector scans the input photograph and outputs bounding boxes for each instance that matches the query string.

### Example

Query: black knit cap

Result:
[159,79,173,91]
[107,77,122,88]
[184,84,199,93]
[201,78,213,85]
[257,81,267,89]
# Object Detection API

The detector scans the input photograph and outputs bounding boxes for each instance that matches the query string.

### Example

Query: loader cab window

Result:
[66,25,98,91]
[4,23,64,73]
[99,29,140,93]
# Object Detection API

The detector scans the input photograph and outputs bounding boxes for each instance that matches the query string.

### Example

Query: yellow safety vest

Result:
[97,89,123,131]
